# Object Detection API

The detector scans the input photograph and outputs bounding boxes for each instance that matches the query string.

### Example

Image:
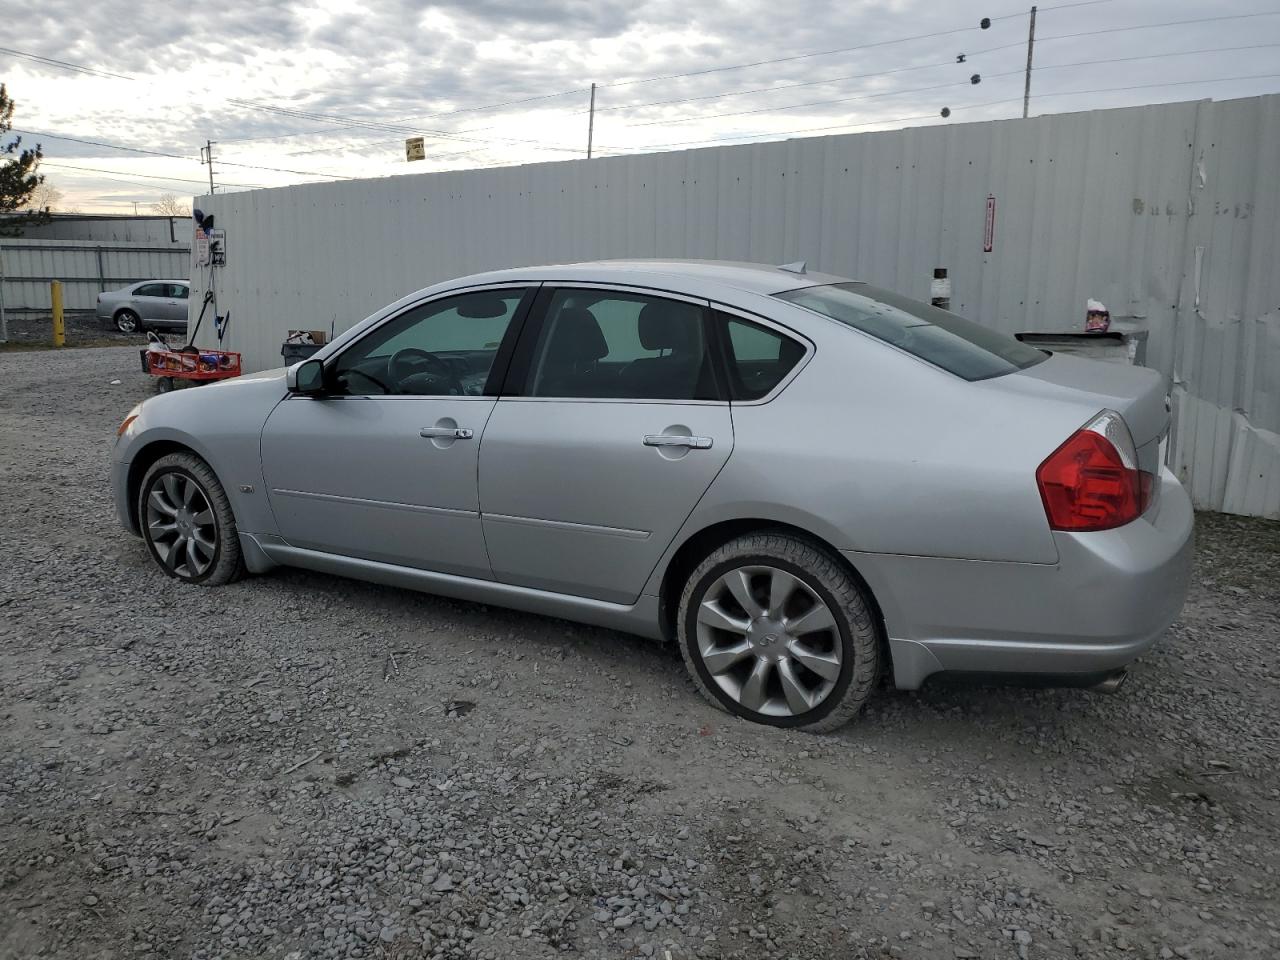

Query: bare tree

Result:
[151,193,191,217]
[28,181,63,212]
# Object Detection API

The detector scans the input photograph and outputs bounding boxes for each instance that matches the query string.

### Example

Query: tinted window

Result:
[526,289,717,400]
[134,283,167,298]
[717,313,806,401]
[776,282,1046,381]
[331,289,526,397]
[171,284,189,299]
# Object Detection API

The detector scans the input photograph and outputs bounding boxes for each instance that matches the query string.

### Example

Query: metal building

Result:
[191,94,1280,519]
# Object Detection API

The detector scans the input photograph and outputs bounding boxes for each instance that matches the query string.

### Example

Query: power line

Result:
[971,10,1280,57]
[0,45,134,81]
[598,72,1280,152]
[41,161,266,189]
[596,0,1106,91]
[625,42,1280,128]
[11,129,356,182]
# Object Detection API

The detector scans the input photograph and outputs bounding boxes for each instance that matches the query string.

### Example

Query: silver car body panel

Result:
[96,279,190,328]
[479,396,733,604]
[260,394,495,579]
[112,260,1194,690]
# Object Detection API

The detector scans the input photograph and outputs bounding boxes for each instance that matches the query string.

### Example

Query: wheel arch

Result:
[656,518,888,656]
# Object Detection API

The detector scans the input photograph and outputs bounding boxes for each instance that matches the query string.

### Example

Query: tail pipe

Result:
[1090,669,1129,695]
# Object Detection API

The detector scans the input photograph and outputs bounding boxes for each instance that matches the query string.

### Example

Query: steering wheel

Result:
[387,347,463,395]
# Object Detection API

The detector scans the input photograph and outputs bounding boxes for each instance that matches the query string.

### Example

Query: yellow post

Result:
[51,280,65,347]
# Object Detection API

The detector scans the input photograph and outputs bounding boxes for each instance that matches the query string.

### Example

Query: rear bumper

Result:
[849,466,1195,690]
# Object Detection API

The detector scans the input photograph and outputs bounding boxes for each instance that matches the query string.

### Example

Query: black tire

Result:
[156,376,174,394]
[677,532,880,733]
[138,453,245,586]
[115,309,142,334]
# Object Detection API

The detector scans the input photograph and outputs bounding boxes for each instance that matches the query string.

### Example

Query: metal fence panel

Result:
[0,239,191,313]
[191,95,1279,518]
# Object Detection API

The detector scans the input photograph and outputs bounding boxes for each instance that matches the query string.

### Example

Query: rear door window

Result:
[776,282,1046,381]
[524,289,720,400]
[134,283,167,298]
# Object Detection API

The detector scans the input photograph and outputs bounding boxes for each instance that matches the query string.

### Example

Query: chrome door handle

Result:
[420,427,473,439]
[643,434,713,450]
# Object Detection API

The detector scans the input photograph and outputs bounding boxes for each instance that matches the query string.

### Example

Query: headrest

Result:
[638,301,700,351]
[548,306,608,363]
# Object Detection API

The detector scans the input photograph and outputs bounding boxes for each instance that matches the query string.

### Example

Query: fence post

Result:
[0,246,7,343]
[51,280,65,347]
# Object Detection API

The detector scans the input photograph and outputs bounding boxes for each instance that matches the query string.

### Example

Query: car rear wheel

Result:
[677,532,880,732]
[138,453,244,585]
[115,309,141,333]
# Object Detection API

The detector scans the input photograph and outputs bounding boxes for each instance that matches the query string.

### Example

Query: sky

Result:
[2,0,1278,213]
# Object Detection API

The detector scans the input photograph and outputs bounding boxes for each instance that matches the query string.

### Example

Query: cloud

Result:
[2,0,1277,210]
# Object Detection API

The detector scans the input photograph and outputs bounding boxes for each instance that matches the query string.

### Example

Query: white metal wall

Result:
[192,95,1280,519]
[0,239,191,313]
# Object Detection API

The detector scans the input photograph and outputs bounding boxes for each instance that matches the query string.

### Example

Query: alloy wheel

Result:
[145,472,218,579]
[694,564,842,718]
[116,311,140,333]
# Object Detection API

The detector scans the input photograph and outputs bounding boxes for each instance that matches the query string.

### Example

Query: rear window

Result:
[776,282,1046,381]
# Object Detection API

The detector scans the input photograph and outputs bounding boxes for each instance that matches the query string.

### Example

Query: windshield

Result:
[776,282,1046,381]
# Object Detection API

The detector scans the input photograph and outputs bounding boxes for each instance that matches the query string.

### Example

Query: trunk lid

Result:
[993,352,1170,480]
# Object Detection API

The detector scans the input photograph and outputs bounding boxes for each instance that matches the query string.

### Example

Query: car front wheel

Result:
[677,532,880,732]
[138,453,244,585]
[115,309,141,333]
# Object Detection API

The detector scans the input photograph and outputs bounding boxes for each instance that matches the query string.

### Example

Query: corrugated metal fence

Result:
[193,94,1280,519]
[0,239,191,314]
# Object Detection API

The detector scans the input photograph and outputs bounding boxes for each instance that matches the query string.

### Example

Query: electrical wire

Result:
[10,129,358,182]
[624,42,1280,127]
[40,161,267,189]
[597,72,1280,152]
[970,10,1280,58]
[0,45,134,81]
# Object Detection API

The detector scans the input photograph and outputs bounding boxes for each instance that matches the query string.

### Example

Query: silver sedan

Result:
[96,280,190,333]
[111,261,1193,731]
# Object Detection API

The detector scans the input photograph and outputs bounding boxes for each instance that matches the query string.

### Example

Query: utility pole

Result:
[201,139,217,195]
[587,83,596,159]
[1022,5,1037,119]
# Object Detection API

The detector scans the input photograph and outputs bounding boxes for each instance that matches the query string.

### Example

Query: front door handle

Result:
[643,434,713,450]
[420,426,474,440]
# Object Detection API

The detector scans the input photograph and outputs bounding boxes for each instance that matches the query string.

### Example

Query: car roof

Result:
[448,259,855,297]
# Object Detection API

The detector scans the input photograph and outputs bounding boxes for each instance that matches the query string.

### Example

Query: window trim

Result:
[499,283,728,404]
[709,302,814,406]
[316,283,537,400]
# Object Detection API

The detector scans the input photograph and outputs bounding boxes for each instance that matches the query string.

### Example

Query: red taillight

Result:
[1037,410,1153,531]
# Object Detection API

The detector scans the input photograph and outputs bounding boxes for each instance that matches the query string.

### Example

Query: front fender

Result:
[113,371,289,537]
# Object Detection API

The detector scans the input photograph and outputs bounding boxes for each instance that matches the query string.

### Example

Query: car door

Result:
[131,283,169,323]
[478,286,733,604]
[163,283,190,327]
[260,285,534,577]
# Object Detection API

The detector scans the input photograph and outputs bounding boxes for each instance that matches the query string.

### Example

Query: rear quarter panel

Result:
[649,302,1112,596]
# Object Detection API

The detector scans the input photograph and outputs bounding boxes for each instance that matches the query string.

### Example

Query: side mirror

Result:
[289,358,326,396]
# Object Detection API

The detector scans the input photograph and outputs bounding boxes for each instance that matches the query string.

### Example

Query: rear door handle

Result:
[643,434,713,450]
[420,426,474,439]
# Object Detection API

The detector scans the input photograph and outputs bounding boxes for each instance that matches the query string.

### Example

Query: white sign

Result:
[195,226,210,266]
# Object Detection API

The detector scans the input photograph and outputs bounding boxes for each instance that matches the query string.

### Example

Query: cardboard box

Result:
[284,329,329,346]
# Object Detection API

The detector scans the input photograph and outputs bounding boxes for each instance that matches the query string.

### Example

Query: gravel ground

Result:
[1,313,141,348]
[2,346,1278,960]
